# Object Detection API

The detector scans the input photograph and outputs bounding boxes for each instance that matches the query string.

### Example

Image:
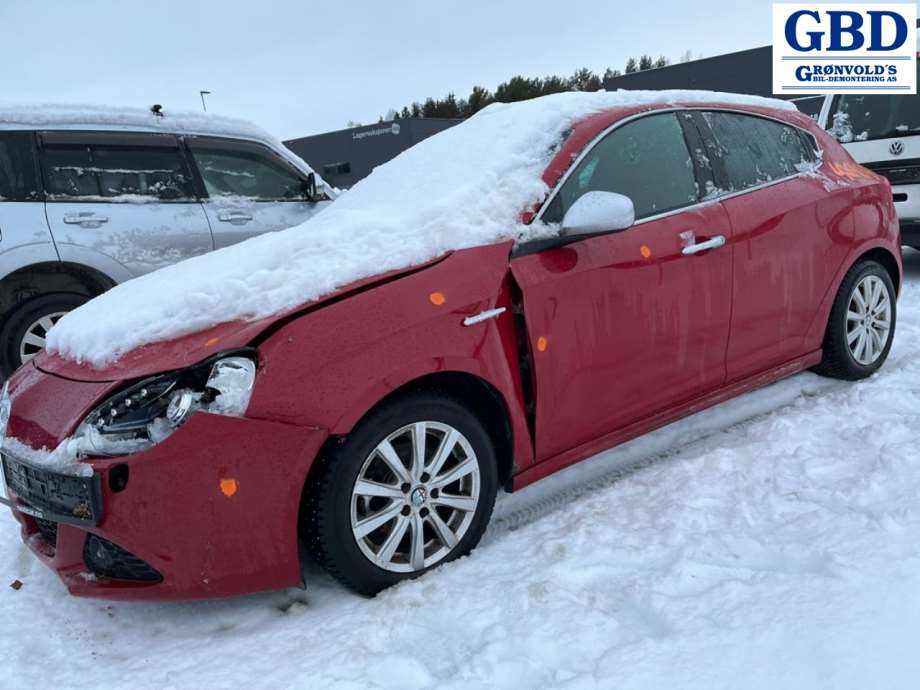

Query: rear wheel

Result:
[308,393,498,596]
[813,260,896,380]
[0,293,87,378]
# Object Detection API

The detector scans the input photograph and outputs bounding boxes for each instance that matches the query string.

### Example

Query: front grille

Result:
[83,535,162,582]
[34,518,58,546]
[862,159,920,186]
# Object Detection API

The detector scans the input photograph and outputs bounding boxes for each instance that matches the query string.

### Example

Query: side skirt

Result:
[510,350,823,491]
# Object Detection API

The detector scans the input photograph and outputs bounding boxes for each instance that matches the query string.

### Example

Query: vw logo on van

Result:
[890,141,905,156]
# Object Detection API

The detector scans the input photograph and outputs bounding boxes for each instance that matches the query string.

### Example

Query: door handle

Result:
[63,213,109,227]
[217,211,254,225]
[682,235,726,256]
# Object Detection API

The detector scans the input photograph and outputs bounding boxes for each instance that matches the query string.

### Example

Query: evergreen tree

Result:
[421,97,438,118]
[568,67,602,92]
[624,57,638,73]
[466,86,493,115]
[638,55,654,71]
[400,106,411,119]
[410,102,422,118]
[603,67,622,80]
[654,55,669,68]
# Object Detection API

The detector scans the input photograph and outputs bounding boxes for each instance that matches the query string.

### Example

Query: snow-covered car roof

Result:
[0,103,331,190]
[46,90,796,367]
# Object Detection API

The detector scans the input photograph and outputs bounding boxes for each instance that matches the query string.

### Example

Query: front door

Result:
[185,136,328,249]
[39,131,214,277]
[511,111,734,461]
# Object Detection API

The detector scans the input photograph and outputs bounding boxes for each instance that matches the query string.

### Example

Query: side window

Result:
[0,132,40,202]
[701,112,813,193]
[90,146,195,200]
[42,142,194,201]
[42,145,99,198]
[188,140,309,201]
[543,112,698,224]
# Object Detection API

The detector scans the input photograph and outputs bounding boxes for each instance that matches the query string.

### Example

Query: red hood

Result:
[35,255,449,382]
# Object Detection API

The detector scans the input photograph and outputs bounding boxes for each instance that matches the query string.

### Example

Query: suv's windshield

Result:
[830,66,920,142]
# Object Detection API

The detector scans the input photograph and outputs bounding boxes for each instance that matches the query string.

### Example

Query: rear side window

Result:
[543,112,698,223]
[700,112,813,193]
[42,142,195,201]
[188,139,309,202]
[0,132,40,202]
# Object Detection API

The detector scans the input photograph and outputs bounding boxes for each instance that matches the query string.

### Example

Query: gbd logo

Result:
[784,9,909,51]
[772,4,917,95]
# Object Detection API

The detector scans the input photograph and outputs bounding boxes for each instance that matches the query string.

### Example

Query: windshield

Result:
[830,67,920,143]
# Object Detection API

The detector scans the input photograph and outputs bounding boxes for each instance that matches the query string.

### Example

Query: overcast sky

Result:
[1,1,775,140]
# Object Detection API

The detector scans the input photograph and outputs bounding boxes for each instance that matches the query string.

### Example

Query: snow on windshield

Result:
[46,90,795,367]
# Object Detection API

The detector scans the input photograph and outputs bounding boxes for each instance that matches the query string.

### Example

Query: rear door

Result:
[185,137,328,248]
[692,110,853,379]
[511,111,735,461]
[40,132,214,277]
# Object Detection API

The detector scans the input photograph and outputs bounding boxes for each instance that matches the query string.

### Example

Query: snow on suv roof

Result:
[46,90,796,367]
[0,103,326,182]
[0,103,276,141]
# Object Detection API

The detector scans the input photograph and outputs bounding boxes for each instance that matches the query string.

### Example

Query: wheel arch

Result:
[307,370,516,494]
[856,246,901,295]
[0,261,117,321]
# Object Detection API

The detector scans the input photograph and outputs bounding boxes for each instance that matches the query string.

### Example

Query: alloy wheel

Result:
[846,275,891,366]
[350,421,481,573]
[19,311,67,364]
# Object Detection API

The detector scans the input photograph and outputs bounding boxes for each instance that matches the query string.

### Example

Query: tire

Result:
[0,293,87,378]
[308,392,498,596]
[813,260,896,381]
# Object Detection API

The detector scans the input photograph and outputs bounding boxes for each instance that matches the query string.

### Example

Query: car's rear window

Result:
[41,142,195,201]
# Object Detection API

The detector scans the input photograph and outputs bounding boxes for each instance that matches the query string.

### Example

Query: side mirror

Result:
[560,191,635,238]
[303,172,323,202]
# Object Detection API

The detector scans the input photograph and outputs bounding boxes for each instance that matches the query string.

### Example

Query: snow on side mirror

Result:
[560,191,635,238]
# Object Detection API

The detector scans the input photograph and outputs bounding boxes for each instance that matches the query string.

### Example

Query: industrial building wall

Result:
[285,118,463,188]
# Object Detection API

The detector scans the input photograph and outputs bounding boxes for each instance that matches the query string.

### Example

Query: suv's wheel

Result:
[309,392,498,596]
[0,294,87,378]
[813,260,896,380]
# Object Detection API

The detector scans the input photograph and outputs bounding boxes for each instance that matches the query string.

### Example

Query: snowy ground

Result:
[2,252,920,690]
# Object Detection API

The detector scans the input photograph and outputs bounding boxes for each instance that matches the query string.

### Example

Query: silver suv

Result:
[0,107,332,376]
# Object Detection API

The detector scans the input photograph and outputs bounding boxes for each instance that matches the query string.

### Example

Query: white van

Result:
[818,90,920,250]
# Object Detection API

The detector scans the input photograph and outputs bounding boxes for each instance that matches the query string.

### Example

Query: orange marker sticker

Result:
[205,336,221,347]
[220,479,238,497]
[429,292,446,306]
[640,245,652,259]
[536,336,548,352]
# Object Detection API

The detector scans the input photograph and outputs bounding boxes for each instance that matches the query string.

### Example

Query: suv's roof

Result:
[0,103,333,193]
[0,103,276,142]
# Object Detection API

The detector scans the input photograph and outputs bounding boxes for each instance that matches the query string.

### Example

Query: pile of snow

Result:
[0,437,92,477]
[0,102,328,189]
[46,90,795,367]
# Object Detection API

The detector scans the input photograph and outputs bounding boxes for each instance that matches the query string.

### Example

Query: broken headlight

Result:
[74,350,257,457]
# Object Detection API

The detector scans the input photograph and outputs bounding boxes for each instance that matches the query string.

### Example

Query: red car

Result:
[0,96,901,600]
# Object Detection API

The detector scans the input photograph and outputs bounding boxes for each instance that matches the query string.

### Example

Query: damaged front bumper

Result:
[2,412,329,601]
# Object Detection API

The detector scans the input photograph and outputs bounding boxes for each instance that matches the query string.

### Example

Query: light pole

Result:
[199,90,211,112]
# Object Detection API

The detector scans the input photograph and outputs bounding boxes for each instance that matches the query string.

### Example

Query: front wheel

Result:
[813,260,896,380]
[0,293,87,378]
[308,393,498,596]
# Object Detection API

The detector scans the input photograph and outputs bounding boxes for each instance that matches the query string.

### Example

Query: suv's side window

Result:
[700,112,814,193]
[187,139,308,202]
[542,112,698,224]
[42,140,195,201]
[0,132,40,202]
